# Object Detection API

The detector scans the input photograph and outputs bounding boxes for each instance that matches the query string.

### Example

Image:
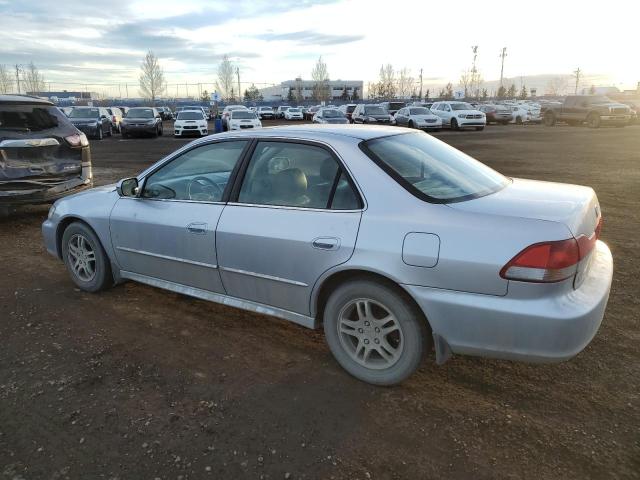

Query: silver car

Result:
[42,126,613,385]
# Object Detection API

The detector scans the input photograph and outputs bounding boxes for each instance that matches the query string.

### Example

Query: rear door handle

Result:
[187,222,208,234]
[312,237,340,250]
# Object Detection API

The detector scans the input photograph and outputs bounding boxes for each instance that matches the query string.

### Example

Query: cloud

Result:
[254,30,364,46]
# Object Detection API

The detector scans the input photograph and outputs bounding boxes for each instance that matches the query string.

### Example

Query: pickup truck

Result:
[543,95,631,128]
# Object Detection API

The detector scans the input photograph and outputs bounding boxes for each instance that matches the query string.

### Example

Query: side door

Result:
[109,140,250,292]
[395,108,407,126]
[99,108,110,133]
[216,139,363,315]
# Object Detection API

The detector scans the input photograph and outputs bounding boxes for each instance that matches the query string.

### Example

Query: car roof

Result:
[194,124,408,143]
[0,94,53,105]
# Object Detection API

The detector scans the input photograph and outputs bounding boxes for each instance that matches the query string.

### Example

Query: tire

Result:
[544,111,556,126]
[96,126,103,140]
[158,124,163,136]
[107,125,113,137]
[152,126,159,138]
[408,120,415,129]
[515,116,523,125]
[61,222,113,293]
[587,112,601,128]
[323,280,428,386]
[450,118,459,130]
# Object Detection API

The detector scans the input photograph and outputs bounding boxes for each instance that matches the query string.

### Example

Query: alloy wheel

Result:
[67,234,96,282]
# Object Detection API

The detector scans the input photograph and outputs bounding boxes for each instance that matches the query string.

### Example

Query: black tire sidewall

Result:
[61,222,112,292]
[323,280,427,386]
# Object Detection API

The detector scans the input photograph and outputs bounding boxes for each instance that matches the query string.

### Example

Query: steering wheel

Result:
[187,176,223,202]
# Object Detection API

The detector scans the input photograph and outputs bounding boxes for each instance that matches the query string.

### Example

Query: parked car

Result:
[352,104,395,124]
[106,107,123,132]
[120,107,163,138]
[304,105,321,120]
[68,106,113,139]
[275,106,291,119]
[257,106,275,120]
[507,105,540,124]
[622,101,638,124]
[379,101,406,116]
[156,106,173,121]
[394,106,442,131]
[227,110,262,130]
[0,95,92,212]
[174,110,209,137]
[312,108,349,124]
[221,105,248,130]
[478,105,512,125]
[338,104,357,122]
[430,101,486,130]
[42,125,613,385]
[183,105,209,120]
[543,95,631,128]
[284,107,304,120]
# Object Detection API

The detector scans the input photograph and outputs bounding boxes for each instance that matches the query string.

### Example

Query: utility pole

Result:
[471,45,478,97]
[15,64,21,94]
[125,83,129,98]
[418,68,423,101]
[499,47,507,86]
[573,67,581,94]
[236,67,241,102]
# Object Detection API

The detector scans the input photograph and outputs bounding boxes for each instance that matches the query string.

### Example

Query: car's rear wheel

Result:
[587,112,601,128]
[408,120,415,129]
[107,125,113,137]
[450,118,459,130]
[323,280,428,385]
[544,111,556,126]
[62,222,113,292]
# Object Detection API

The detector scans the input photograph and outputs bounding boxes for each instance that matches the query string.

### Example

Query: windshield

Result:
[69,108,99,118]
[450,103,474,111]
[588,96,612,104]
[288,108,301,112]
[409,108,430,115]
[260,107,273,111]
[232,111,257,119]
[362,133,509,202]
[364,106,387,115]
[0,104,64,131]
[177,111,203,120]
[322,109,343,118]
[127,108,154,118]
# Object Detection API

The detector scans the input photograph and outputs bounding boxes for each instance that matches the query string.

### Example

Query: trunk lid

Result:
[449,178,600,238]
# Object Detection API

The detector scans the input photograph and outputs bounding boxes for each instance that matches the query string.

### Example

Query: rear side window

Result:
[238,141,361,210]
[0,104,67,132]
[361,132,509,203]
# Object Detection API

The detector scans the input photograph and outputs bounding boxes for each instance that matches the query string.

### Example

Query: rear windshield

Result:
[361,132,509,203]
[177,111,203,120]
[127,108,154,118]
[69,108,100,118]
[322,109,343,118]
[364,106,387,115]
[409,108,430,115]
[232,111,257,119]
[0,104,66,132]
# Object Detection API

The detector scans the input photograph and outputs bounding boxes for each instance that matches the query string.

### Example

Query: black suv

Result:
[351,104,395,124]
[120,107,163,138]
[0,95,93,210]
[68,106,113,139]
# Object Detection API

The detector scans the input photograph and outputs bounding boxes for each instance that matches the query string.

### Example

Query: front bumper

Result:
[73,124,101,136]
[121,124,157,135]
[458,119,486,127]
[175,127,208,136]
[600,115,631,123]
[404,240,613,363]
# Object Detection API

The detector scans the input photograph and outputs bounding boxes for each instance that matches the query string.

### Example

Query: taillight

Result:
[65,132,89,147]
[501,217,602,283]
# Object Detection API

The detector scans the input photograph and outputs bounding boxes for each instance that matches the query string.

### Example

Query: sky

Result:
[1,0,638,97]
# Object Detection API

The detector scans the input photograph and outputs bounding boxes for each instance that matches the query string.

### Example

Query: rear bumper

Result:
[0,177,92,205]
[404,240,613,363]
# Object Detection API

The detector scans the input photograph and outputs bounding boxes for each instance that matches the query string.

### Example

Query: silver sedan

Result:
[42,125,613,385]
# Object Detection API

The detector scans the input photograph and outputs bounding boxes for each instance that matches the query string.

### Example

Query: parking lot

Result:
[1,122,639,479]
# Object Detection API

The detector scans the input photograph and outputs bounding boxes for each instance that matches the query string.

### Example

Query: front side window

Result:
[142,141,247,202]
[238,141,361,209]
[361,133,509,203]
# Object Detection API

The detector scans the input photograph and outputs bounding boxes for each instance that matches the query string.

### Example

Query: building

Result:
[26,91,96,104]
[260,79,363,102]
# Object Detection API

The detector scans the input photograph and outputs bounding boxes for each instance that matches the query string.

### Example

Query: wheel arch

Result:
[55,216,101,259]
[311,268,432,334]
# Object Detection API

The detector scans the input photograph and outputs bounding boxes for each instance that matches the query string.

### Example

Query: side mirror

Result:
[116,177,140,197]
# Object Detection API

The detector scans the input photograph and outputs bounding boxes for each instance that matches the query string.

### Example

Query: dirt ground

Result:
[1,121,639,480]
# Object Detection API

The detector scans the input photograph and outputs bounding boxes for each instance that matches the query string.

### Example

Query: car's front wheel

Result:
[587,112,601,128]
[450,118,459,130]
[323,280,428,385]
[62,222,113,292]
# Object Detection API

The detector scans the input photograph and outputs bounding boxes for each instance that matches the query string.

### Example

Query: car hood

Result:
[449,178,600,238]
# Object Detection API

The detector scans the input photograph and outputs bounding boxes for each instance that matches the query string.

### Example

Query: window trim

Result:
[137,138,254,204]
[359,132,510,205]
[229,138,364,211]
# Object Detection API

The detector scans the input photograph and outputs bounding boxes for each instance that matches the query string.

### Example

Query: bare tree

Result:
[23,62,45,94]
[138,51,165,105]
[0,64,13,94]
[378,64,396,99]
[546,77,568,96]
[215,55,235,100]
[459,69,472,97]
[396,67,414,99]
[311,56,330,102]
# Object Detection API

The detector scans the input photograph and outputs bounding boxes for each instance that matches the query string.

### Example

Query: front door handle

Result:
[312,237,340,250]
[187,222,208,235]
